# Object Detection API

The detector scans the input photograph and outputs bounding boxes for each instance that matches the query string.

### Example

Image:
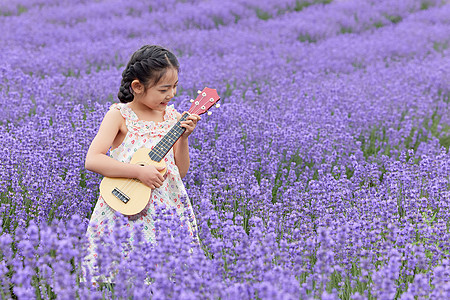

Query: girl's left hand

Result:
[179,113,201,138]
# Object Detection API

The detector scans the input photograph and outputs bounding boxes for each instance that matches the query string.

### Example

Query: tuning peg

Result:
[215,103,220,108]
[207,111,212,116]
[190,99,194,103]
[197,90,202,94]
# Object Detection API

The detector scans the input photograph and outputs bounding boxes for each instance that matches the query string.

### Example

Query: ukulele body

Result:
[99,148,167,216]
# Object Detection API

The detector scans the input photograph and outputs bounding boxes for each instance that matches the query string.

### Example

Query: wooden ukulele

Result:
[100,87,220,215]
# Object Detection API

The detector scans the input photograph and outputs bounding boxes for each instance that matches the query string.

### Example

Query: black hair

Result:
[117,45,180,103]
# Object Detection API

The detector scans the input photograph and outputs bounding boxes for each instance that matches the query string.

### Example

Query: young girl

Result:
[83,45,200,280]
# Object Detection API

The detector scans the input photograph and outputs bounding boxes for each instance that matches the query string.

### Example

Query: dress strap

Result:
[109,103,135,120]
[109,103,140,134]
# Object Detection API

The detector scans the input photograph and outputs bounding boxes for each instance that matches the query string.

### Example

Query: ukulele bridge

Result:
[112,187,130,204]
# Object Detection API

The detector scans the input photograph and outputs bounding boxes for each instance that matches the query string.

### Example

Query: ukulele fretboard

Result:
[148,113,189,162]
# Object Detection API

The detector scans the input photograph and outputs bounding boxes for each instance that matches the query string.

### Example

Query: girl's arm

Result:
[85,108,164,188]
[174,136,190,178]
[174,112,201,178]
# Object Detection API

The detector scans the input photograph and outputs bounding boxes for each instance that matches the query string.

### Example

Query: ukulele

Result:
[100,87,220,215]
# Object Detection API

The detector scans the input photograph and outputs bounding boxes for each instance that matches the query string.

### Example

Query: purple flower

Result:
[1,0,450,298]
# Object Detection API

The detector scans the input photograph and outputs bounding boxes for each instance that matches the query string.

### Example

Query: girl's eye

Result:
[159,85,178,93]
[159,86,177,93]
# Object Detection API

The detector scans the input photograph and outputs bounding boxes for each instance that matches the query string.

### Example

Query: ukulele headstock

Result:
[188,87,220,116]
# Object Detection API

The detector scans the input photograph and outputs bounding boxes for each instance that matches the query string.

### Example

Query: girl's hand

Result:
[180,113,201,138]
[136,164,165,189]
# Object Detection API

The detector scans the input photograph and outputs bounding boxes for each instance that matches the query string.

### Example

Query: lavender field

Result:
[1,0,450,299]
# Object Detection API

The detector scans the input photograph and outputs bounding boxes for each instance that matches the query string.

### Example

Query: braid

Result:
[117,45,180,103]
[118,80,133,103]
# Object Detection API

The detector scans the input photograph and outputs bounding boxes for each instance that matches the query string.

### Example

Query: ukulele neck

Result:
[148,112,189,162]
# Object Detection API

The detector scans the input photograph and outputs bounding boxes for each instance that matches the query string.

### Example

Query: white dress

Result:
[83,103,198,280]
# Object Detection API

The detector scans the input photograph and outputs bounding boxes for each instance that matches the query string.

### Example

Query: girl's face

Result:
[133,68,178,112]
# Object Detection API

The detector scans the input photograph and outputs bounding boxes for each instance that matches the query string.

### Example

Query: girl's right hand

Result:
[136,164,165,189]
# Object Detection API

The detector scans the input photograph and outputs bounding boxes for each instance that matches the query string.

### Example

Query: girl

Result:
[83,45,200,281]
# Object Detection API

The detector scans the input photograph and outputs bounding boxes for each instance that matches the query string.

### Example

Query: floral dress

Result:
[83,103,198,280]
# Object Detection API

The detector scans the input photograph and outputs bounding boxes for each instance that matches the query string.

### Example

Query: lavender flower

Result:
[1,0,450,298]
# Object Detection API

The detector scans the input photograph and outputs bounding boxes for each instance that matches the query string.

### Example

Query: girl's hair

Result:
[118,45,180,103]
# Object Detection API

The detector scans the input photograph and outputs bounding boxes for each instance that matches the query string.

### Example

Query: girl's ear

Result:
[131,80,144,94]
